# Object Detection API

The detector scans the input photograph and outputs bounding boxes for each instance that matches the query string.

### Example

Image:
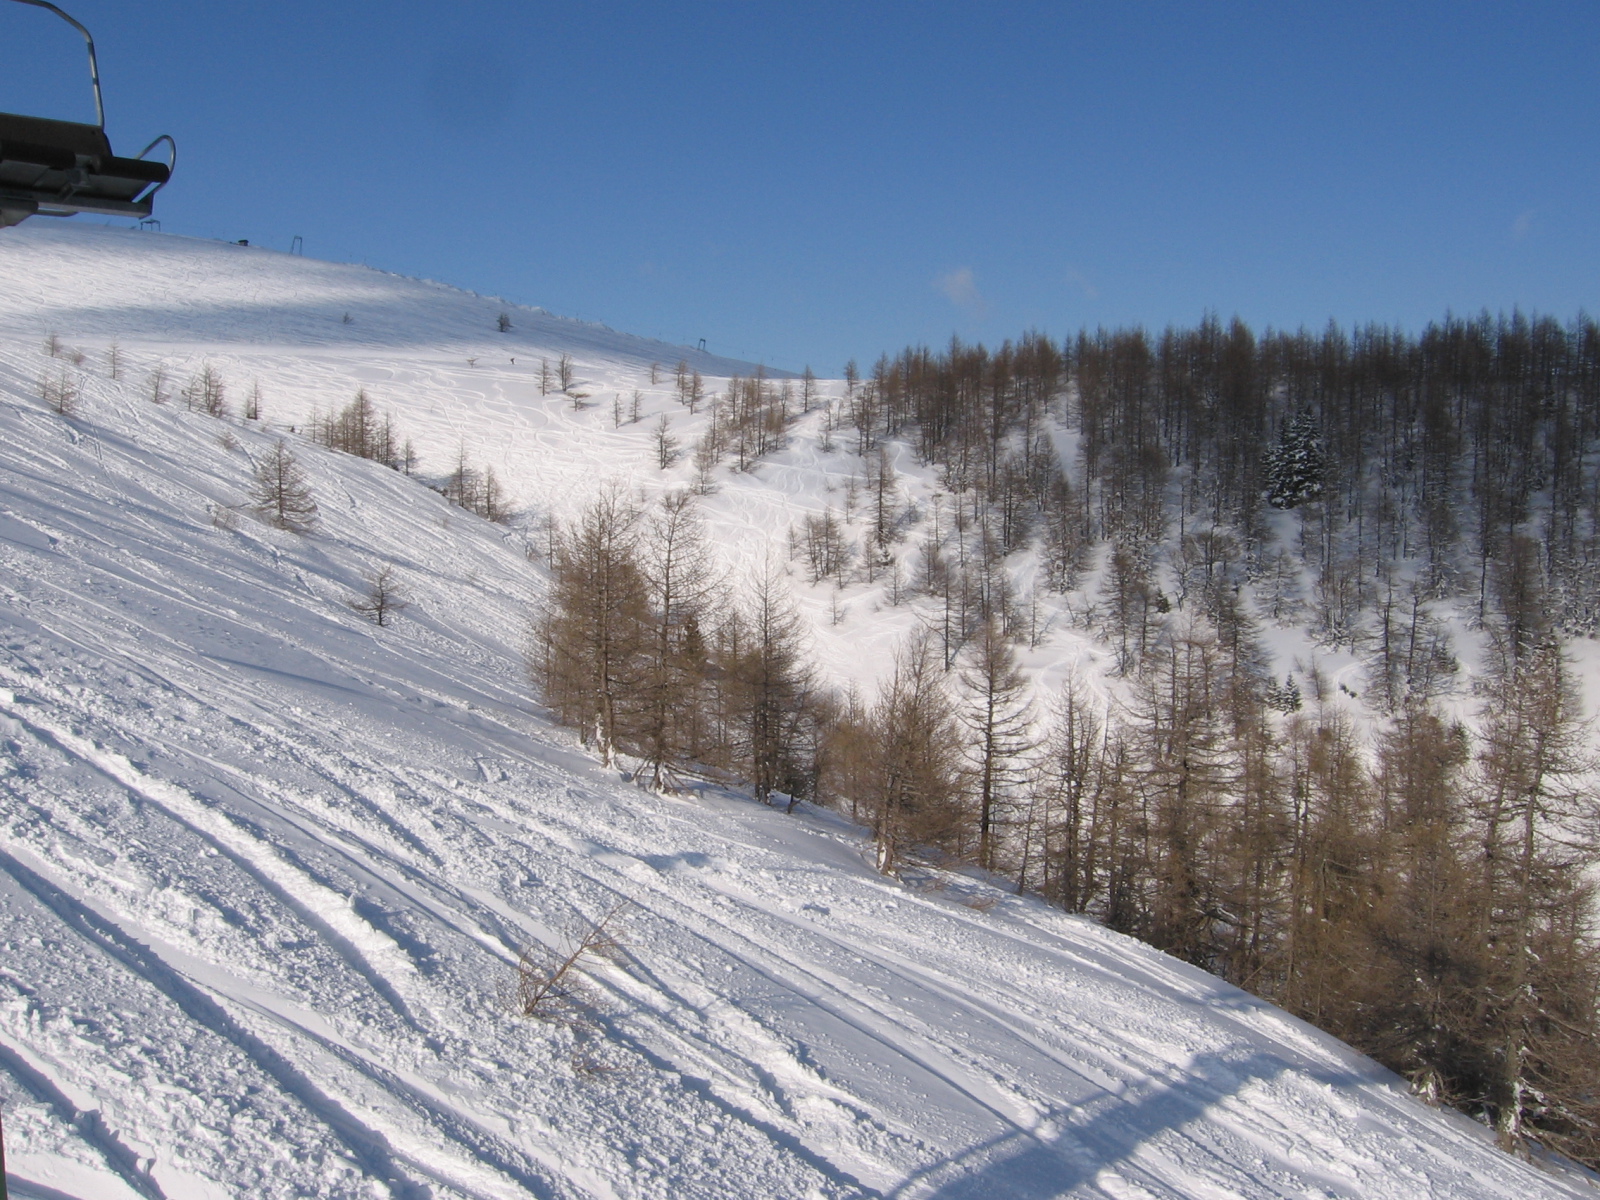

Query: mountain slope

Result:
[0,225,1592,1199]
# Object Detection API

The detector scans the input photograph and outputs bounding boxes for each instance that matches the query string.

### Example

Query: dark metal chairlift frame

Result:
[0,0,174,227]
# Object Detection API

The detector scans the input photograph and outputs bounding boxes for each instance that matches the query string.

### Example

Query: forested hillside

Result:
[538,312,1600,1164]
[1,225,1595,1196]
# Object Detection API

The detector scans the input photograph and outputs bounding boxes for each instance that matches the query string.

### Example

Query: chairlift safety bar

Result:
[7,0,104,128]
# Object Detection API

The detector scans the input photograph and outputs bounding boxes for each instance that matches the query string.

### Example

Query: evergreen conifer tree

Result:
[1265,409,1326,509]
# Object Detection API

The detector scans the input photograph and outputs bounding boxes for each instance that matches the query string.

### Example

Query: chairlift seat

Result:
[0,1,175,228]
[0,110,170,224]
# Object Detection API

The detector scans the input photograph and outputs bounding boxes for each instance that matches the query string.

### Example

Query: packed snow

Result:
[0,223,1592,1198]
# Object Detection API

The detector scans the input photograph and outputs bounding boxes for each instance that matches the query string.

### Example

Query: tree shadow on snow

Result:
[890,1049,1367,1200]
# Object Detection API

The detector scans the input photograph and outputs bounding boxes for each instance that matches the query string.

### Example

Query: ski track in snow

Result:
[0,224,1593,1198]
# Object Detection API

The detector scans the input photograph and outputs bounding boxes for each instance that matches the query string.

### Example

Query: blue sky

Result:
[3,1,1596,372]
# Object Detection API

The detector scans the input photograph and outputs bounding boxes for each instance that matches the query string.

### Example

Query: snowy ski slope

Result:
[0,224,1035,696]
[0,225,1593,1198]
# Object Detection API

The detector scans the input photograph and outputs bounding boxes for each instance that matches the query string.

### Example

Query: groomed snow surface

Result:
[0,225,1592,1198]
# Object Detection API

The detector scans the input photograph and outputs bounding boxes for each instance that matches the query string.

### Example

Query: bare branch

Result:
[511,902,630,1021]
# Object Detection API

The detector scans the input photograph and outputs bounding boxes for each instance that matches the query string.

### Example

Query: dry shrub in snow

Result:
[348,565,408,626]
[511,903,628,1023]
[39,368,78,416]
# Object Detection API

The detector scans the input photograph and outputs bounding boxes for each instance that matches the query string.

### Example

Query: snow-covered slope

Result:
[0,225,967,695]
[0,225,1591,1199]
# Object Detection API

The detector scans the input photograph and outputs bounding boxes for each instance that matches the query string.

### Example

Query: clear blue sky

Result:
[4,1,1596,372]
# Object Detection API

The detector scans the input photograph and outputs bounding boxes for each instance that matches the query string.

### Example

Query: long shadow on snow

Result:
[7,1179,93,1200]
[0,1037,165,1200]
[3,723,587,1197]
[0,846,508,1200]
[4,694,436,1040]
[581,997,884,1200]
[891,1049,1367,1200]
[12,293,774,377]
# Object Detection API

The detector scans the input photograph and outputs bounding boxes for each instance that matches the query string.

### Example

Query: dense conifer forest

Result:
[536,312,1600,1165]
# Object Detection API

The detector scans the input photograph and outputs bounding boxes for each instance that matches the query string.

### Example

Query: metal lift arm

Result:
[0,0,174,225]
[7,0,105,127]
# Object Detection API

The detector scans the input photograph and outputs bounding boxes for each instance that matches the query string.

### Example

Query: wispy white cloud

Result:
[1066,267,1099,301]
[935,267,987,317]
[1511,209,1535,241]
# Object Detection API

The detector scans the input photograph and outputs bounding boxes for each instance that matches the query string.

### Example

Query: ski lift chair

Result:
[0,0,174,227]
